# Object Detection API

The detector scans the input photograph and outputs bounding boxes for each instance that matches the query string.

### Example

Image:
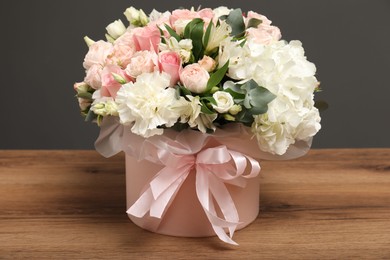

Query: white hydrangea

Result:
[115,72,183,137]
[219,38,321,155]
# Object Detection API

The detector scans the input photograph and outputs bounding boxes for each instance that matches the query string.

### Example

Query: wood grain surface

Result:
[0,149,389,259]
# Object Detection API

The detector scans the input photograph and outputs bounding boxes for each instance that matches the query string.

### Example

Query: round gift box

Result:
[125,154,260,237]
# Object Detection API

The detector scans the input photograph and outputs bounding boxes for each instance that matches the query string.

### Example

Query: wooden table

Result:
[1,149,389,259]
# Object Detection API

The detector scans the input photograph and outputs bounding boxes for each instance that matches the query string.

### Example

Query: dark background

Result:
[1,0,389,149]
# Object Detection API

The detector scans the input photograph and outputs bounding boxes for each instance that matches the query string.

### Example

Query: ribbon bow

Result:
[127,145,260,245]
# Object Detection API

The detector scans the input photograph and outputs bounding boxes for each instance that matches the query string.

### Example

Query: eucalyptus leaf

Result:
[236,109,254,125]
[225,8,246,37]
[241,79,276,112]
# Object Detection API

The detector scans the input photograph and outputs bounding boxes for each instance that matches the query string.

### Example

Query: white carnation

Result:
[115,72,182,137]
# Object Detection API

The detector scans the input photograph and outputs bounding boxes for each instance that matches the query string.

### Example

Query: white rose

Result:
[212,91,234,113]
[106,20,127,40]
[180,63,210,93]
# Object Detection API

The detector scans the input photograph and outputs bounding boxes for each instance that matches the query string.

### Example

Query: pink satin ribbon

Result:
[127,145,260,245]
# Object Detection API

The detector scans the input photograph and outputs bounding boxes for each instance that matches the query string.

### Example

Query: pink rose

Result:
[83,40,112,70]
[198,55,216,72]
[180,63,210,93]
[197,8,214,25]
[132,25,161,52]
[169,9,199,30]
[246,11,272,26]
[101,65,131,98]
[170,8,214,32]
[84,64,103,89]
[108,32,137,67]
[125,50,158,78]
[159,51,181,87]
[246,25,281,45]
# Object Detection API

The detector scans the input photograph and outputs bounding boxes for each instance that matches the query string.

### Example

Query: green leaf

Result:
[206,61,229,91]
[225,8,246,38]
[224,88,245,100]
[85,109,96,122]
[77,92,93,100]
[247,18,262,29]
[179,85,192,96]
[241,80,276,114]
[164,24,181,41]
[200,100,215,114]
[191,21,205,60]
[157,26,166,44]
[236,108,254,125]
[183,18,204,38]
[201,96,217,105]
[203,21,213,48]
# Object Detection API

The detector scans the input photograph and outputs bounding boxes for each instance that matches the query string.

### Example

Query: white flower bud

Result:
[124,7,140,24]
[83,36,95,47]
[229,104,242,115]
[178,39,193,50]
[106,19,126,40]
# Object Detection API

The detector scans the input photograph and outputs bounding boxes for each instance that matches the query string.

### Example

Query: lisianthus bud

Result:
[223,114,236,121]
[229,104,242,115]
[124,7,148,26]
[178,39,193,50]
[91,100,119,116]
[83,36,95,47]
[106,20,126,40]
[74,82,89,93]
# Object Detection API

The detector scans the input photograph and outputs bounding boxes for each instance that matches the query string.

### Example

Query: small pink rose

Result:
[159,51,181,87]
[101,65,131,98]
[180,63,210,93]
[198,55,216,72]
[132,25,161,52]
[246,25,281,45]
[125,50,158,78]
[84,64,103,90]
[246,11,272,26]
[83,40,112,70]
[169,9,199,30]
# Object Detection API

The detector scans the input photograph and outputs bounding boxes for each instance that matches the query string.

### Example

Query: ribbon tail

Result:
[127,188,154,218]
[195,168,240,245]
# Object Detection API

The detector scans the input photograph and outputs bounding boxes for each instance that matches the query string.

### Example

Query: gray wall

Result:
[1,0,389,149]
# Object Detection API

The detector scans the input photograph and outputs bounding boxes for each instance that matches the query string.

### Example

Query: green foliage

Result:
[223,80,276,125]
[206,61,229,92]
[224,8,246,38]
[183,18,205,61]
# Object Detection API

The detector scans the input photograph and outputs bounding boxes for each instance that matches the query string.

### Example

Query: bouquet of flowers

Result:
[74,6,322,245]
